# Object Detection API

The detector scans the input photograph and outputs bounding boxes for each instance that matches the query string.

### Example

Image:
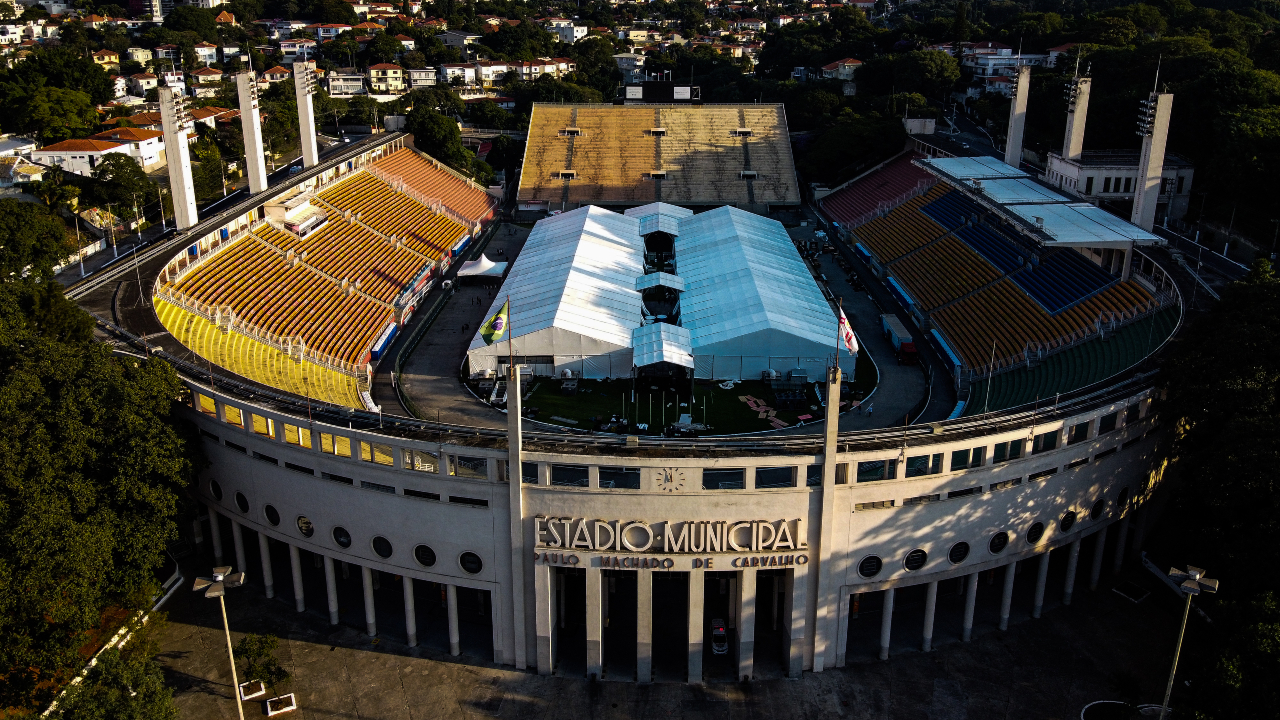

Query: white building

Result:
[89,127,166,170]
[440,62,477,85]
[407,67,437,88]
[31,138,130,176]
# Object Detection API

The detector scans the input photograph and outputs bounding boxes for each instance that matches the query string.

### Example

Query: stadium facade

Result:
[69,94,1179,682]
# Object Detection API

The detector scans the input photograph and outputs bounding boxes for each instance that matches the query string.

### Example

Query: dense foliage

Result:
[0,198,198,711]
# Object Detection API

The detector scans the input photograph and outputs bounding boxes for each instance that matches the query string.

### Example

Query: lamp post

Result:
[193,565,248,720]
[1158,565,1219,720]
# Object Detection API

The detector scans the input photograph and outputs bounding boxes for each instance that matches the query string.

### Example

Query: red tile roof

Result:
[38,138,124,152]
[91,127,163,142]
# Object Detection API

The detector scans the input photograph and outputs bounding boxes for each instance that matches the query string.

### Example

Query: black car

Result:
[711,619,728,655]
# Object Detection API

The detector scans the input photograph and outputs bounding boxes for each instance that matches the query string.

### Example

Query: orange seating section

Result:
[371,147,495,223]
[171,231,392,365]
[889,236,1001,311]
[853,185,949,262]
[316,172,467,263]
[931,279,1153,367]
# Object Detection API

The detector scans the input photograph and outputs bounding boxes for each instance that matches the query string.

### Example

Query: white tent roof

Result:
[636,271,685,292]
[919,156,1029,180]
[467,206,644,354]
[457,254,508,277]
[1006,202,1161,246]
[632,322,694,368]
[624,202,693,236]
[675,207,835,353]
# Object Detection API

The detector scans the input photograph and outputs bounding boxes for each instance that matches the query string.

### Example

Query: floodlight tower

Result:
[293,60,320,168]
[237,72,269,194]
[1004,64,1031,168]
[1132,90,1174,232]
[1062,72,1091,162]
[159,86,198,229]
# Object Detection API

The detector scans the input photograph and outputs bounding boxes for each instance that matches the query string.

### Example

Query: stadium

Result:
[69,73,1183,683]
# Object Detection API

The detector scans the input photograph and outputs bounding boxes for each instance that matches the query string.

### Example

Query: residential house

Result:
[105,111,162,130]
[395,34,415,51]
[436,30,480,49]
[31,138,130,176]
[773,15,795,25]
[193,41,218,65]
[192,0,228,8]
[0,25,22,46]
[88,127,165,169]
[128,72,158,95]
[960,40,1048,87]
[0,134,37,157]
[91,48,120,70]
[407,66,436,88]
[220,42,241,62]
[110,75,127,97]
[280,38,317,60]
[81,14,109,29]
[369,62,405,93]
[190,106,236,128]
[126,46,153,63]
[190,66,223,83]
[439,62,476,85]
[612,52,645,82]
[312,23,353,41]
[261,65,291,83]
[416,17,447,31]
[352,21,383,33]
[214,10,236,24]
[1046,43,1077,67]
[474,60,509,87]
[154,43,180,61]
[0,156,44,187]
[545,18,586,44]
[821,57,861,80]
[160,69,184,89]
[325,67,367,96]
[730,18,766,32]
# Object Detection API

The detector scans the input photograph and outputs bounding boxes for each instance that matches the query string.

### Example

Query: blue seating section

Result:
[1012,249,1117,314]
[919,191,976,229]
[955,224,1025,274]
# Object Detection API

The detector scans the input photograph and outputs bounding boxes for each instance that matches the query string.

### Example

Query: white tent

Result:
[675,207,854,380]
[456,254,508,278]
[466,206,644,378]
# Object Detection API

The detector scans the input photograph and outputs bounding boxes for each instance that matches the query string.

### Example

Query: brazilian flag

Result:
[481,299,509,346]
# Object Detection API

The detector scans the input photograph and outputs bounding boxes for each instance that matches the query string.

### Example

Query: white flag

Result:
[838,306,858,354]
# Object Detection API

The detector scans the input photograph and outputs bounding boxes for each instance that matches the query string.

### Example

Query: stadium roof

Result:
[467,206,644,354]
[675,207,834,352]
[518,104,800,208]
[916,156,1162,248]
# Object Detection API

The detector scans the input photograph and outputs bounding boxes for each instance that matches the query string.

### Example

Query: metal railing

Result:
[842,178,937,229]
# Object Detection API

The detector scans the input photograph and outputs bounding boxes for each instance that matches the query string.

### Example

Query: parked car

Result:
[711,619,728,655]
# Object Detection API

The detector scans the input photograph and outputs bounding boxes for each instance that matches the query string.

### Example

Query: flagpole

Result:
[506,294,513,374]
[835,297,843,369]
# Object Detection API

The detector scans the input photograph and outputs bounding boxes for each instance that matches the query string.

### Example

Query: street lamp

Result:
[193,565,248,720]
[1158,565,1219,720]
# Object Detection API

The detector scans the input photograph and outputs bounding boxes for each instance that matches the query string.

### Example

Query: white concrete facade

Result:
[187,377,1165,680]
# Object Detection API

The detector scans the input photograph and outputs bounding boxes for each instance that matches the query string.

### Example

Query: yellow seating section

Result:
[853,186,949,262]
[316,171,468,262]
[156,299,364,408]
[372,147,495,223]
[890,235,1002,311]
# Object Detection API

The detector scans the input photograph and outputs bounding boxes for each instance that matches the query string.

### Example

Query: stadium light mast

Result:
[192,565,248,720]
[1157,566,1218,720]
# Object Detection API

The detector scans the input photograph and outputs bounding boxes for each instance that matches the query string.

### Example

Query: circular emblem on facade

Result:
[659,468,686,493]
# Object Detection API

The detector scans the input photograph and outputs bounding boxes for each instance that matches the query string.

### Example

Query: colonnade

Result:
[206,503,466,656]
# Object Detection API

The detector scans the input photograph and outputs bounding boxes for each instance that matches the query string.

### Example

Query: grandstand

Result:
[818,152,936,227]
[153,151,481,408]
[517,103,801,210]
[833,154,1176,406]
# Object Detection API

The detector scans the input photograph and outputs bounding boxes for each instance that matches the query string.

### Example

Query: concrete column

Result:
[812,366,843,673]
[1063,539,1082,606]
[1032,552,1051,619]
[586,567,603,679]
[785,565,808,678]
[1113,516,1130,574]
[447,584,461,656]
[1089,526,1108,591]
[637,569,653,682]
[505,365,527,670]
[323,555,339,625]
[158,86,197,229]
[402,576,418,647]
[999,562,1016,631]
[289,544,304,612]
[737,568,757,681]
[206,504,224,565]
[688,567,704,683]
[921,581,938,652]
[1062,76,1091,161]
[1004,65,1031,167]
[361,566,376,637]
[835,590,851,668]
[534,562,553,675]
[257,532,275,599]
[962,572,978,642]
[235,72,268,193]
[1131,92,1174,232]
[230,520,247,578]
[878,587,895,661]
[292,61,319,167]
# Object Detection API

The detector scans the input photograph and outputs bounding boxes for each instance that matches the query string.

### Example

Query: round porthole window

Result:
[1060,511,1077,533]
[332,526,352,548]
[210,480,223,501]
[459,552,483,575]
[296,516,314,538]
[1026,522,1045,544]
[372,536,393,559]
[414,545,436,567]
[234,492,250,513]
[989,532,1009,555]
[1090,498,1106,521]
[857,555,883,578]
[264,505,280,526]
[949,542,971,565]
[1118,487,1131,508]
[904,548,928,571]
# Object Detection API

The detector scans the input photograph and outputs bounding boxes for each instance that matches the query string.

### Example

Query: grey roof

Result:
[675,206,834,352]
[624,202,693,236]
[631,322,694,368]
[635,271,685,292]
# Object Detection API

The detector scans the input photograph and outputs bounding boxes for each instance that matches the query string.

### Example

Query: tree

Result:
[892,49,960,98]
[950,1,972,42]
[0,46,113,105]
[53,616,179,720]
[89,156,157,212]
[234,634,291,696]
[0,3,14,19]
[20,86,97,144]
[365,31,404,65]
[163,6,218,43]
[405,105,468,168]
[0,198,72,281]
